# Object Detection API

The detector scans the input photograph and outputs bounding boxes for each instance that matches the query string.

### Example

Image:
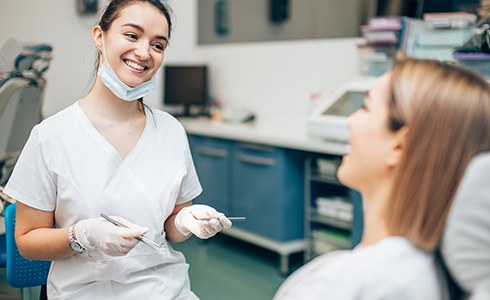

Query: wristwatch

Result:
[68,225,85,254]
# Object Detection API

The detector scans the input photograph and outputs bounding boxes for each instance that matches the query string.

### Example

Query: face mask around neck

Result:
[97,37,157,101]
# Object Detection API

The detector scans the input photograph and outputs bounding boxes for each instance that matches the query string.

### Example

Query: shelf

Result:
[310,212,352,230]
[312,235,351,250]
[309,170,342,186]
[305,155,359,264]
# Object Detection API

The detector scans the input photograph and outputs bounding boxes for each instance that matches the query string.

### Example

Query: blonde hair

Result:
[385,57,490,251]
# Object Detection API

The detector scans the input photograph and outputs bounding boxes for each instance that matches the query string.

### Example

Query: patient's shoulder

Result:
[352,237,446,299]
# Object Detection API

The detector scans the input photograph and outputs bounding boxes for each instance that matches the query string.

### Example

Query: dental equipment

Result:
[100,213,163,251]
[227,217,246,221]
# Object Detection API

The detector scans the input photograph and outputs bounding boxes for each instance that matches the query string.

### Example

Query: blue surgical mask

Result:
[97,36,157,101]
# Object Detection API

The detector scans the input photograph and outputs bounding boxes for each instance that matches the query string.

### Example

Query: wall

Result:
[0,0,360,124]
[0,0,98,117]
[198,0,366,44]
[197,39,361,127]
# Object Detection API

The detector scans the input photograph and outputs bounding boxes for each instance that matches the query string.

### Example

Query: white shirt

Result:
[274,237,447,300]
[5,102,202,300]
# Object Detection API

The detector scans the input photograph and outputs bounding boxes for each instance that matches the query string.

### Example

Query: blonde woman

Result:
[275,57,490,299]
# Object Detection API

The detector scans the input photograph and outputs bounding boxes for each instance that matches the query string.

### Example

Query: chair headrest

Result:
[14,43,53,72]
[0,39,53,77]
[442,152,490,300]
[0,39,22,74]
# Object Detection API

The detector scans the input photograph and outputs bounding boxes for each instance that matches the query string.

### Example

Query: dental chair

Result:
[0,39,52,299]
[442,152,490,300]
[0,39,52,185]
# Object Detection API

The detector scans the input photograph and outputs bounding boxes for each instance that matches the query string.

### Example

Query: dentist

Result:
[4,1,231,299]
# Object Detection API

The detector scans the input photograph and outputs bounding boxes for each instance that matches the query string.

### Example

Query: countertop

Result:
[180,117,348,156]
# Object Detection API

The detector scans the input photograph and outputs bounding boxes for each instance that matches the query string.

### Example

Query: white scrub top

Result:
[5,102,202,300]
[274,237,447,300]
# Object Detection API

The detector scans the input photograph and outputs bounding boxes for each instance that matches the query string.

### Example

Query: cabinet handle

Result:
[237,154,276,166]
[196,146,229,158]
[237,143,275,153]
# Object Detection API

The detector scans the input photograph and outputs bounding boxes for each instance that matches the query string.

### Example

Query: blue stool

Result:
[4,203,50,288]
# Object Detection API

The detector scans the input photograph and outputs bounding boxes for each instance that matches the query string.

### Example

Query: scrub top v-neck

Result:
[75,101,149,164]
[4,101,202,299]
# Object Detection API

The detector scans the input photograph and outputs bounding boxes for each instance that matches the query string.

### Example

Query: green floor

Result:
[172,234,299,300]
[1,234,301,300]
[0,268,19,300]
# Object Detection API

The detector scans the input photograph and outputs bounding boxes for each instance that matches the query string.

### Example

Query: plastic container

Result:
[358,44,396,76]
[423,12,477,30]
[416,28,473,47]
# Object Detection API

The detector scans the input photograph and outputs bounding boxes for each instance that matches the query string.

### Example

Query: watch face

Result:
[69,241,84,253]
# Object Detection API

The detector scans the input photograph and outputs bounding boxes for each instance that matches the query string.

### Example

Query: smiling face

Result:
[337,73,401,194]
[93,2,169,87]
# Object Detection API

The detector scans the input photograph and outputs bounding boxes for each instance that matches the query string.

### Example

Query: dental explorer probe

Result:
[100,213,163,250]
[191,216,246,221]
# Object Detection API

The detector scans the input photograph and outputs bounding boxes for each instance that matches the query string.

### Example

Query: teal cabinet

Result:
[189,136,305,241]
[189,136,233,215]
[231,143,304,241]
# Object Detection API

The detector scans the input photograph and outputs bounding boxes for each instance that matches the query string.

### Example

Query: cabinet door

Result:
[189,136,233,215]
[232,143,304,241]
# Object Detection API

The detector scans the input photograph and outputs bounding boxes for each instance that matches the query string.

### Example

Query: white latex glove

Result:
[75,216,148,256]
[175,204,232,239]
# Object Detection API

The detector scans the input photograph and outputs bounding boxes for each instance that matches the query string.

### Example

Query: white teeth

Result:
[125,60,145,71]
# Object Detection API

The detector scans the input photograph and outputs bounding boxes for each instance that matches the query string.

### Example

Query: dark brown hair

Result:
[98,0,172,36]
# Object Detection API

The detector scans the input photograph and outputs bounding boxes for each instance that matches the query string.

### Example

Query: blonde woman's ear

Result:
[386,127,408,168]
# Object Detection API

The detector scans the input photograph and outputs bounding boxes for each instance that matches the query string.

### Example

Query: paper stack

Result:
[358,17,401,76]
[409,12,476,61]
[312,228,351,253]
[316,196,353,223]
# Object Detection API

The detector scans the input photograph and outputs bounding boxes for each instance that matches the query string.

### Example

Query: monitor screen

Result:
[163,65,208,111]
[322,91,365,117]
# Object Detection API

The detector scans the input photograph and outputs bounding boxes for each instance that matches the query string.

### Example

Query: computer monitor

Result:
[163,65,208,117]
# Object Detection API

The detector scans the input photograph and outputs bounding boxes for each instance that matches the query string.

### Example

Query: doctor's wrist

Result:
[174,208,191,236]
[68,224,86,254]
[74,220,95,250]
